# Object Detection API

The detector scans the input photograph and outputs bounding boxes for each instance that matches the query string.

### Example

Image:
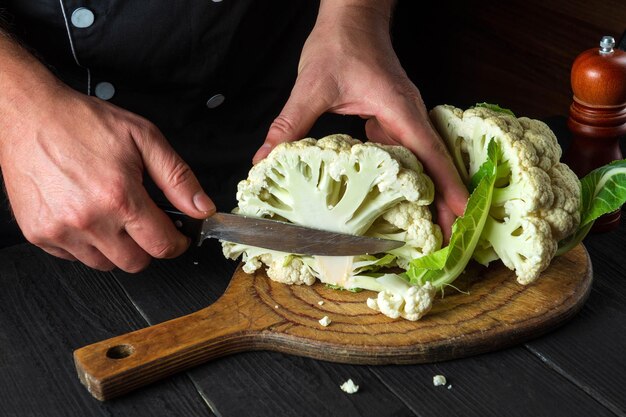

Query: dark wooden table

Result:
[2,121,626,417]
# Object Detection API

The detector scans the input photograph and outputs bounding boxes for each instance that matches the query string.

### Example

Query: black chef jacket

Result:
[0,1,366,246]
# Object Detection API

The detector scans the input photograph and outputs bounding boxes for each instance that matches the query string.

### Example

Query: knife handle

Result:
[158,204,204,245]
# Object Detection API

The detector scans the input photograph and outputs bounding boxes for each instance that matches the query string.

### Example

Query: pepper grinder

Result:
[564,35,626,232]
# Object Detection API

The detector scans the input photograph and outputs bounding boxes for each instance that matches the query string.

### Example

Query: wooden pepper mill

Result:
[565,35,626,232]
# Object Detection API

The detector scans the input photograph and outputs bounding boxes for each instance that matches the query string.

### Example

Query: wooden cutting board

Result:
[74,244,592,401]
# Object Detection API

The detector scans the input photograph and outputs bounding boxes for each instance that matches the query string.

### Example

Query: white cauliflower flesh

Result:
[430,105,581,284]
[222,134,442,321]
[340,379,360,394]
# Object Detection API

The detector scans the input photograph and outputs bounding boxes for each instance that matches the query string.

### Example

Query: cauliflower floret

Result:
[540,163,582,240]
[223,244,316,285]
[222,134,441,320]
[364,275,435,321]
[518,117,562,171]
[367,202,442,268]
[367,141,425,173]
[484,201,557,284]
[264,255,316,286]
[430,104,581,284]
[222,243,266,274]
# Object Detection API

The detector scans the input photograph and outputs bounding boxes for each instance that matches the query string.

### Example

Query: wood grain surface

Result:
[74,244,592,401]
[0,245,214,417]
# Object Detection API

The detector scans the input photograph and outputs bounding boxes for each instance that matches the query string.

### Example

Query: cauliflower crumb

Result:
[340,379,359,394]
[318,300,325,306]
[447,384,452,390]
[433,375,447,386]
[319,316,331,327]
[274,305,279,309]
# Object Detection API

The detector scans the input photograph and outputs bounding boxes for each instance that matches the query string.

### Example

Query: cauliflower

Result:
[340,379,359,394]
[367,202,443,269]
[222,134,442,320]
[222,109,622,321]
[433,375,447,387]
[363,275,435,321]
[318,316,332,327]
[429,104,581,284]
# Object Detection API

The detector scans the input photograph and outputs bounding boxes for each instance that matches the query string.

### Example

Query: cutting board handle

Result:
[73,291,276,401]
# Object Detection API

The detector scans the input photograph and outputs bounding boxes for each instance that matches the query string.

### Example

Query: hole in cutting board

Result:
[106,344,135,359]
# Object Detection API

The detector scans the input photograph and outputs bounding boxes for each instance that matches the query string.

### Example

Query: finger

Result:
[368,115,462,240]
[132,122,214,219]
[123,188,191,260]
[365,110,465,221]
[94,229,152,273]
[365,117,398,145]
[434,196,457,244]
[66,244,116,271]
[40,246,77,261]
[253,74,337,164]
[377,98,468,216]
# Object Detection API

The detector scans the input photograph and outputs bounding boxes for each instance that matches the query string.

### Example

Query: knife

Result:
[162,209,404,256]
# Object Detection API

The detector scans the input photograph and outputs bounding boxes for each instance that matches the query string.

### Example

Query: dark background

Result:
[392,0,626,119]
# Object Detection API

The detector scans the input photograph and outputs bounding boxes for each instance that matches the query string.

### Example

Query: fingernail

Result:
[193,191,216,214]
[252,143,272,164]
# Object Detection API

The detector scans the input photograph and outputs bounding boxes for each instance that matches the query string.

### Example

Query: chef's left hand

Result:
[253,0,468,239]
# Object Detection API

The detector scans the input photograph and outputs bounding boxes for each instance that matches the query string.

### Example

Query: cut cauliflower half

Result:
[430,104,581,284]
[235,134,435,234]
[222,134,442,321]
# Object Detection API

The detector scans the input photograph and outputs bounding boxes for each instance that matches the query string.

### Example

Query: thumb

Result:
[253,77,333,164]
[133,123,215,219]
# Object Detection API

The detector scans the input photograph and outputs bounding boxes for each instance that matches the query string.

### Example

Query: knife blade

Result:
[163,210,404,256]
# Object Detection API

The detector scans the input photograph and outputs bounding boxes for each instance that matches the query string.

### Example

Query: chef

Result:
[0,0,467,271]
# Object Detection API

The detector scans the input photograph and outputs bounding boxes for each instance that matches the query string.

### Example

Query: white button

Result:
[95,82,115,100]
[71,8,95,28]
[206,94,225,108]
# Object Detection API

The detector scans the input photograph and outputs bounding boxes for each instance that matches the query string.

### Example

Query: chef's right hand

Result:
[0,42,213,272]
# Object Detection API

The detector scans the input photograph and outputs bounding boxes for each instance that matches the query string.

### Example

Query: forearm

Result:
[0,28,63,161]
[0,29,60,98]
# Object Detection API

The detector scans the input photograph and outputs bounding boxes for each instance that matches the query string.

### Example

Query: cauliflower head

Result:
[222,134,442,320]
[430,104,581,284]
